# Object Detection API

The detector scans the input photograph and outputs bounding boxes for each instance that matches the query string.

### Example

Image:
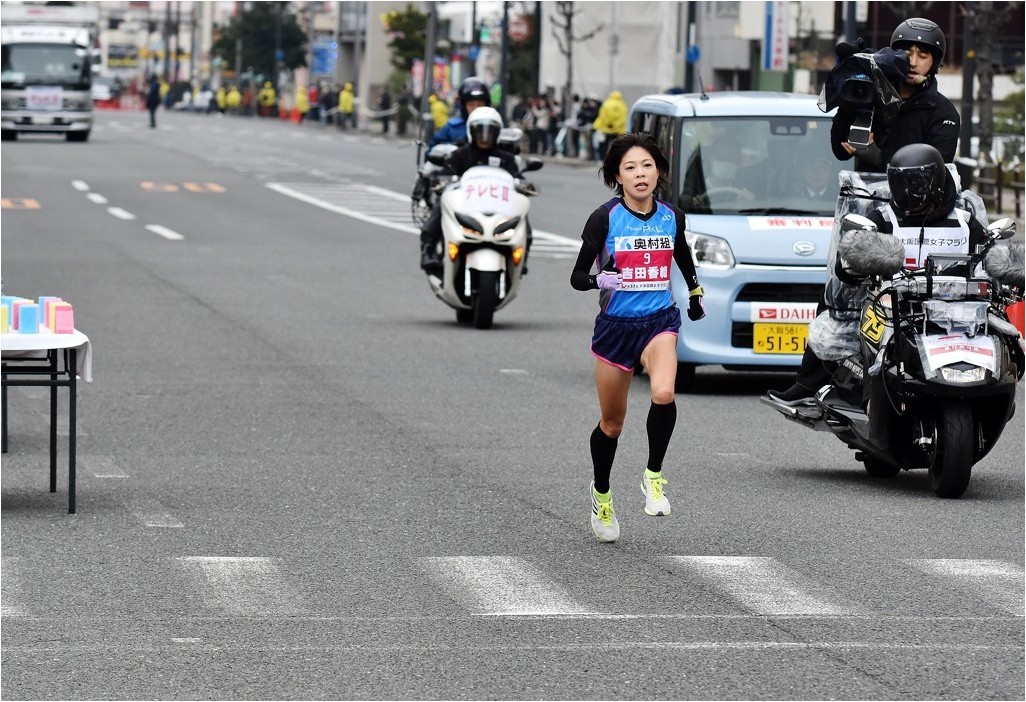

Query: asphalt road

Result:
[1,109,1023,701]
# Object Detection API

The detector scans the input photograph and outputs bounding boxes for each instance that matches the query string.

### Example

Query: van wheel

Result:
[673,363,697,393]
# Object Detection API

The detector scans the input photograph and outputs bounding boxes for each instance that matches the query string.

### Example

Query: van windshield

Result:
[678,117,840,216]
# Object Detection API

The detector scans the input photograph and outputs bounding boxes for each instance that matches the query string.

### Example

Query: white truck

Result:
[1,2,100,142]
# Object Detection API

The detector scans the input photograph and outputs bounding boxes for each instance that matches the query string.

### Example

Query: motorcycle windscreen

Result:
[458,166,517,217]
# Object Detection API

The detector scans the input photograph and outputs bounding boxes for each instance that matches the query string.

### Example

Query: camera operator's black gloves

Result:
[687,285,705,321]
[835,37,866,60]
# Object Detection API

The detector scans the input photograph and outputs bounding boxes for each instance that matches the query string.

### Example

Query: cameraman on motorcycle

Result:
[419,106,527,273]
[768,17,963,406]
[831,18,960,171]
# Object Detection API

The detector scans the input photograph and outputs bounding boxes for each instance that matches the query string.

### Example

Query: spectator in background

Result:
[377,86,393,134]
[145,75,160,128]
[337,82,355,129]
[226,84,242,115]
[429,94,449,131]
[397,87,413,136]
[593,90,628,160]
[294,84,309,123]
[528,96,550,155]
[577,95,600,161]
[258,81,276,117]
[564,94,581,158]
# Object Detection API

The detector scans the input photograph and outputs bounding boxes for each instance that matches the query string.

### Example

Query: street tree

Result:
[381,5,427,93]
[965,1,1018,163]
[549,1,603,107]
[211,2,307,85]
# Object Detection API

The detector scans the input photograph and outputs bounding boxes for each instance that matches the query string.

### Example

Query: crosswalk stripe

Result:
[178,557,300,615]
[419,556,591,616]
[1,558,26,616]
[666,556,852,616]
[907,559,1025,616]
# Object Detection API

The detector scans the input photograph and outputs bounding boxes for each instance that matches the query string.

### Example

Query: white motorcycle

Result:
[424,159,541,329]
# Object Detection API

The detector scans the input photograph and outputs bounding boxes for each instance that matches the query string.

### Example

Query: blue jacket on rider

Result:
[429,116,468,147]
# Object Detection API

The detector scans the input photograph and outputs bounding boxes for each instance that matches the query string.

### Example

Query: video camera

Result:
[818,47,909,151]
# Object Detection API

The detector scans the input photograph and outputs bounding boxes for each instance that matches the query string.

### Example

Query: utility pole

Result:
[421,3,438,139]
[959,1,976,160]
[499,1,509,119]
[162,0,171,81]
[684,1,696,93]
[469,1,478,77]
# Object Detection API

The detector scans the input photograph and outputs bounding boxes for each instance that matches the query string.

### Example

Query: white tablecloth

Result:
[1,328,92,382]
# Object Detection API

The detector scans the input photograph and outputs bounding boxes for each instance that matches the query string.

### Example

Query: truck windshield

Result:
[1,43,91,89]
[678,117,840,217]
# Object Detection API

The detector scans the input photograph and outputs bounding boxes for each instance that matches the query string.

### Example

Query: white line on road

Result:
[666,556,853,616]
[129,499,184,528]
[107,207,136,220]
[179,557,300,615]
[86,192,108,204]
[420,556,591,616]
[82,455,129,478]
[908,559,1025,616]
[71,180,89,192]
[145,224,184,241]
[267,182,418,234]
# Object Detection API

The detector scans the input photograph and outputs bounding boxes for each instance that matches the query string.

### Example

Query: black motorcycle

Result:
[765,211,1024,498]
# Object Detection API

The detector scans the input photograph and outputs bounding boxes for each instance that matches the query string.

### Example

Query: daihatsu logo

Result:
[793,241,816,256]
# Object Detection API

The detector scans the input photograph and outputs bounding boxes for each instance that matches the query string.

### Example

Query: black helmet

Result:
[457,77,491,119]
[887,144,947,218]
[890,18,945,74]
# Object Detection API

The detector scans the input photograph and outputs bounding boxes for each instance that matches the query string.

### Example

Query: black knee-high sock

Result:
[646,400,677,472]
[590,424,618,493]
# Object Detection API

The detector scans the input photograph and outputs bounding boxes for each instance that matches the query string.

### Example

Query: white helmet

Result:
[465,106,503,149]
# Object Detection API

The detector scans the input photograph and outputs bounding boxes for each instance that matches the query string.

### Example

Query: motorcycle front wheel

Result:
[929,400,974,498]
[473,271,499,329]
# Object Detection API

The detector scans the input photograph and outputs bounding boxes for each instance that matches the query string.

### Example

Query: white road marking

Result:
[129,499,184,528]
[107,207,136,220]
[500,369,529,375]
[86,192,108,204]
[145,224,184,241]
[420,556,591,616]
[266,181,582,256]
[179,557,300,615]
[82,454,129,478]
[908,559,1025,616]
[1,558,25,616]
[71,180,89,191]
[667,556,852,616]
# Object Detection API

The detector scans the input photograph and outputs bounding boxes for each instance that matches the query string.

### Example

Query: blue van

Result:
[628,91,843,391]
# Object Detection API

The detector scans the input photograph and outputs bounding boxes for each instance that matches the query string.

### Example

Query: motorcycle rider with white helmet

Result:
[419,106,527,273]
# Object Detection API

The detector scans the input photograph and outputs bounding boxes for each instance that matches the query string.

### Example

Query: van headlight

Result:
[685,231,735,268]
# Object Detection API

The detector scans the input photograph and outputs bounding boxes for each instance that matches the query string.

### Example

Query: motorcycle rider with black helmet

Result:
[768,17,963,406]
[429,77,491,148]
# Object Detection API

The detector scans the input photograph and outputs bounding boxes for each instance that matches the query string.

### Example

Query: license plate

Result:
[34,115,54,125]
[753,323,808,354]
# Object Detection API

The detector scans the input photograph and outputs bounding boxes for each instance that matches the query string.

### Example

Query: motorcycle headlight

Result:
[685,230,735,268]
[939,366,988,383]
[455,212,482,236]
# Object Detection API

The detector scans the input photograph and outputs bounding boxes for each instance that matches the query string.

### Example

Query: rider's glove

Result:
[687,285,706,321]
[595,269,623,290]
[835,37,865,59]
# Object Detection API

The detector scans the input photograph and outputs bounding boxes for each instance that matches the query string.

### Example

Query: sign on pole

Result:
[762,1,789,72]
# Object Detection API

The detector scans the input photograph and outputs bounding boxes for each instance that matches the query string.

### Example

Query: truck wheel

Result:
[930,401,973,498]
[66,130,90,142]
[1,130,16,141]
[472,271,498,329]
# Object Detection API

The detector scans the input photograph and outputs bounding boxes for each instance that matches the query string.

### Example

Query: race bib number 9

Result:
[614,235,673,291]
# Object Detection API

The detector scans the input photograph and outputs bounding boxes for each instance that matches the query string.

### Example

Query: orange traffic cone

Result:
[290,106,300,123]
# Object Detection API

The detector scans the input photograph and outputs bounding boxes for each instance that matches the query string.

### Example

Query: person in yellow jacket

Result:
[294,85,310,122]
[429,94,449,130]
[592,89,628,160]
[215,85,227,114]
[257,81,276,117]
[226,85,242,114]
[337,82,355,129]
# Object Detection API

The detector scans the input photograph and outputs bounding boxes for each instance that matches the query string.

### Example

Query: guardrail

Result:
[974,162,1024,221]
